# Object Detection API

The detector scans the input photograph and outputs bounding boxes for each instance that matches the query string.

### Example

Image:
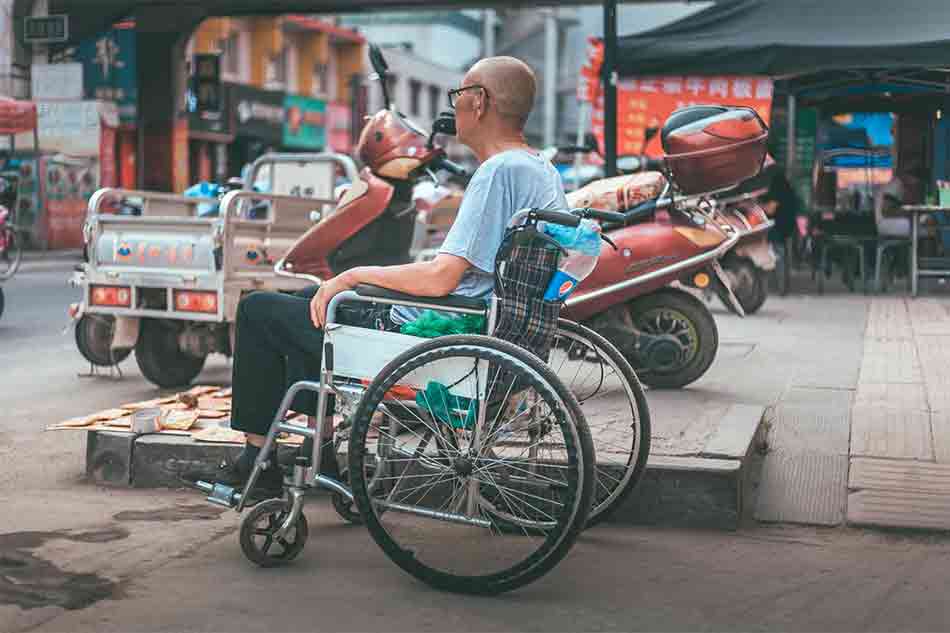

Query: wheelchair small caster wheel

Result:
[239,499,308,567]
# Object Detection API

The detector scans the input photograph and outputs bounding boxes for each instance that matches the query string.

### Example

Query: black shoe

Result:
[181,457,284,499]
[279,439,341,479]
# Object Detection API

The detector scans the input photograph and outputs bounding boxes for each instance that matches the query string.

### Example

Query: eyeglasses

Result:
[447,84,487,109]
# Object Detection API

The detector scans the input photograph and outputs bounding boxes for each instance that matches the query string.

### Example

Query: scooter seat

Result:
[566,172,667,213]
[354,284,488,311]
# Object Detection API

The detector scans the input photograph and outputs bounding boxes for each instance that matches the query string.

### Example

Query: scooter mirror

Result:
[583,132,600,155]
[617,156,643,173]
[432,111,457,137]
[369,45,389,76]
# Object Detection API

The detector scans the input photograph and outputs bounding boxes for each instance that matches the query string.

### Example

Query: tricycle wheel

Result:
[134,319,205,388]
[239,499,308,568]
[75,314,132,366]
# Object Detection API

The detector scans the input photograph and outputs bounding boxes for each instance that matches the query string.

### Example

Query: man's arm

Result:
[310,254,470,327]
[340,254,471,297]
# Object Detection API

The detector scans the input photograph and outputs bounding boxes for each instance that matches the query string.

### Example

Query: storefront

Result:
[228,83,285,179]
[611,0,950,293]
[7,101,114,249]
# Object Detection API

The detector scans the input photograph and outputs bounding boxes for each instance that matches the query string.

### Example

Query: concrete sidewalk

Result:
[739,288,950,531]
[846,296,950,530]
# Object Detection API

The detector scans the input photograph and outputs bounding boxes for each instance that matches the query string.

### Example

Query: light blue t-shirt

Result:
[392,149,568,324]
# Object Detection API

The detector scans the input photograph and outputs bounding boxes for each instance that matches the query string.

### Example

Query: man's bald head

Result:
[466,57,537,129]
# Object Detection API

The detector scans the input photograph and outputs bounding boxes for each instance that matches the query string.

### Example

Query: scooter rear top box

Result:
[661,105,768,195]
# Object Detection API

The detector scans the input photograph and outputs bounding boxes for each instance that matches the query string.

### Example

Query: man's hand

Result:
[310,273,356,329]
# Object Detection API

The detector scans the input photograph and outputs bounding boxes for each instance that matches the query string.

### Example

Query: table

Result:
[901,205,950,296]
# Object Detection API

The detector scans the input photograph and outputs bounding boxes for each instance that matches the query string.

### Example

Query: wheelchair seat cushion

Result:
[354,284,488,311]
[565,172,667,213]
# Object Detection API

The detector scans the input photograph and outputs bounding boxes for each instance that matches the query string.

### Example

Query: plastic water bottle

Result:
[541,219,602,302]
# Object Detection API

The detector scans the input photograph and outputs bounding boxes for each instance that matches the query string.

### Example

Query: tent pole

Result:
[786,93,796,182]
[603,0,617,177]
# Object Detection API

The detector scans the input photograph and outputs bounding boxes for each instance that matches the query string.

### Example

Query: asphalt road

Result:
[3,261,950,633]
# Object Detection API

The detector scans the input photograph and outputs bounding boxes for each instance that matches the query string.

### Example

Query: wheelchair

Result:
[195,208,650,595]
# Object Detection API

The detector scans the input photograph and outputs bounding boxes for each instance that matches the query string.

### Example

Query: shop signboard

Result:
[76,27,137,124]
[283,94,326,150]
[230,83,285,145]
[589,76,774,157]
[8,100,104,157]
[31,63,83,101]
[326,102,352,153]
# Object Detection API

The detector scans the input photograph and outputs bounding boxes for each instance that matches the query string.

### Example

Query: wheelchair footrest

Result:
[198,481,241,509]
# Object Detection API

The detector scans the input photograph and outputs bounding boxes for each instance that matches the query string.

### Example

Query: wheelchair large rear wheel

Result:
[348,335,594,595]
[550,319,651,526]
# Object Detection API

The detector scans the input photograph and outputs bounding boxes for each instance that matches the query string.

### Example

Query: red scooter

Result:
[278,49,763,389]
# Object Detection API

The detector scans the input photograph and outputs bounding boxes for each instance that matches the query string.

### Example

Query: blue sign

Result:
[77,27,138,124]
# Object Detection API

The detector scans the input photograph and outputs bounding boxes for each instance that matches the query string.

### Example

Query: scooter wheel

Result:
[722,258,768,315]
[239,499,308,568]
[628,288,718,390]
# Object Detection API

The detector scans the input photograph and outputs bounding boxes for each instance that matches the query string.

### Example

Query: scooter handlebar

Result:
[435,157,468,178]
[574,207,626,223]
[534,209,582,227]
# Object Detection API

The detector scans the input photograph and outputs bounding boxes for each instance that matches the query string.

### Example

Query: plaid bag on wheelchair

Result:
[492,225,563,362]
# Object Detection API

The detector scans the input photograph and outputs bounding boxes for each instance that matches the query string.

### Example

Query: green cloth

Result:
[415,381,477,430]
[399,310,486,338]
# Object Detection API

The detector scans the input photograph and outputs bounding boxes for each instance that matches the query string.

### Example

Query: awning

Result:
[614,0,950,87]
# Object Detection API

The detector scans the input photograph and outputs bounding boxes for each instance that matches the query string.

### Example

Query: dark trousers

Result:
[230,286,325,436]
[230,287,397,436]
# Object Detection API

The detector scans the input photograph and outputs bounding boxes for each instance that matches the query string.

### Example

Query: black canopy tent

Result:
[612,0,950,176]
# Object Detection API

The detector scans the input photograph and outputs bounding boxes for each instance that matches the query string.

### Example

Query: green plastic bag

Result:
[415,381,477,430]
[399,310,486,338]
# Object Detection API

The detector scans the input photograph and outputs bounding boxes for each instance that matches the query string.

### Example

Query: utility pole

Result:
[603,0,617,177]
[482,9,495,58]
[543,9,558,148]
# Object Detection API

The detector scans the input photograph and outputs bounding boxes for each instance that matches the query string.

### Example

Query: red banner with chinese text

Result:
[589,76,773,157]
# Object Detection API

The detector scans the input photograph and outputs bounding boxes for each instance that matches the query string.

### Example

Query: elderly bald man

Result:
[186,56,569,497]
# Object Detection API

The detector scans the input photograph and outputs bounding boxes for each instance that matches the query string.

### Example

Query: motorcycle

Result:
[0,173,23,321]
[548,112,767,387]
[275,46,468,283]
[277,51,761,390]
[704,189,775,314]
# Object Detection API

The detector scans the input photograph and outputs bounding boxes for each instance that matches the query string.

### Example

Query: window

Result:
[218,32,240,76]
[266,46,288,87]
[409,80,422,117]
[313,62,328,97]
[428,85,441,119]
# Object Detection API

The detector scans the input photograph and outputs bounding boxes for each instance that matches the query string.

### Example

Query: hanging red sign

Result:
[587,75,773,157]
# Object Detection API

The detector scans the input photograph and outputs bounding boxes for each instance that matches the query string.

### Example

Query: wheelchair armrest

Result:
[354,284,488,312]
